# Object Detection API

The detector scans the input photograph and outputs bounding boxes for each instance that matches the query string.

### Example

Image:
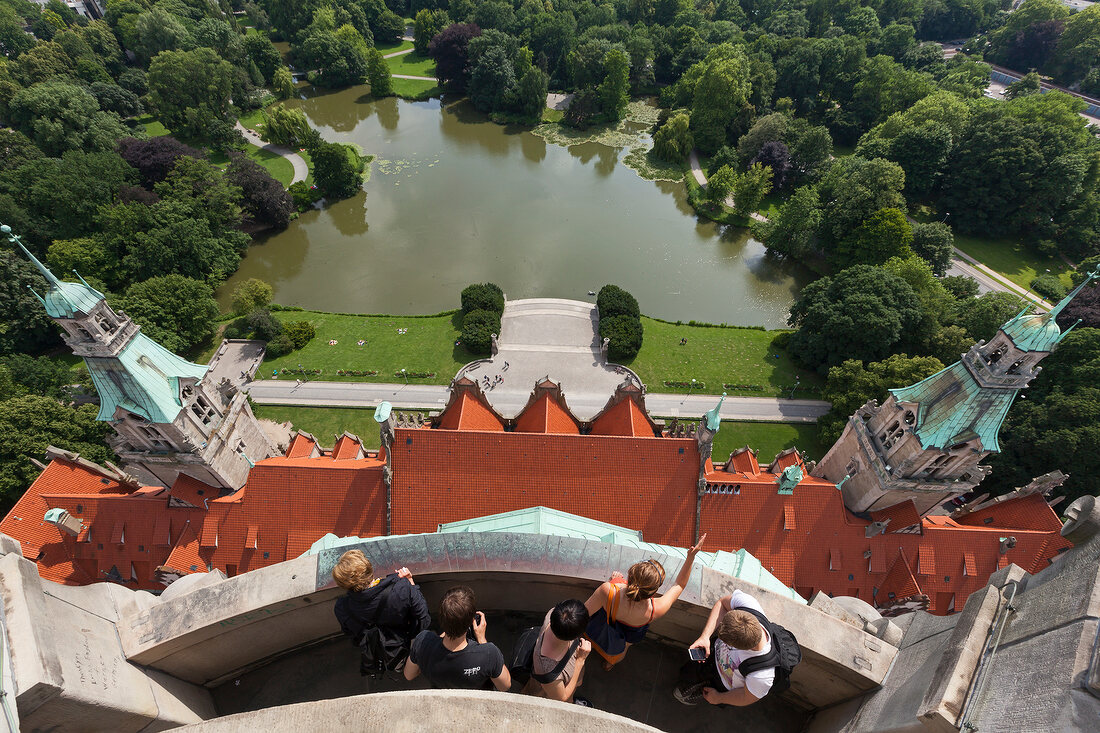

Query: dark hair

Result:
[439,585,477,637]
[549,599,589,641]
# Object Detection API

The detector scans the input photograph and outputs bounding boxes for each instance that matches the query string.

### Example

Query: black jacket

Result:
[334,573,431,643]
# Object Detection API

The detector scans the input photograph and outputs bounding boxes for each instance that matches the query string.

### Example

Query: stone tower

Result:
[815,270,1098,516]
[6,225,277,491]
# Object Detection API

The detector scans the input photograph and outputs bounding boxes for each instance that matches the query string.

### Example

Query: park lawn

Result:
[257,309,474,384]
[711,421,827,465]
[542,108,564,123]
[757,191,783,219]
[252,405,385,448]
[390,77,440,99]
[623,317,823,398]
[238,107,266,130]
[378,39,414,54]
[209,145,295,187]
[953,232,1075,291]
[386,51,436,77]
[137,114,169,137]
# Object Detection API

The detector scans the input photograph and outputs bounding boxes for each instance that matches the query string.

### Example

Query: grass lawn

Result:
[252,405,387,448]
[386,51,435,77]
[257,309,474,384]
[542,108,564,123]
[238,107,265,130]
[390,77,440,99]
[624,317,822,398]
[757,191,783,219]
[210,145,295,187]
[711,421,827,464]
[378,39,414,54]
[952,233,1075,291]
[137,114,169,137]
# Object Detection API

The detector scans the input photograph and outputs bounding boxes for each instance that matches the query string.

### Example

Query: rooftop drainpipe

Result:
[958,579,1020,732]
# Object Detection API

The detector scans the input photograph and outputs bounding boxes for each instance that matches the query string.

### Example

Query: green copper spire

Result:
[2,223,105,318]
[704,392,726,432]
[1001,267,1099,354]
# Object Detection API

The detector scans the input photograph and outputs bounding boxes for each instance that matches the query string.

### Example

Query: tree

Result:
[133,7,193,64]
[731,162,772,217]
[273,66,296,99]
[736,113,786,167]
[817,156,907,247]
[8,80,129,156]
[311,141,364,200]
[1056,280,1100,328]
[259,105,318,149]
[689,45,752,154]
[283,321,316,350]
[414,9,450,55]
[429,23,482,90]
[653,112,693,164]
[232,278,273,315]
[0,396,113,510]
[468,45,516,113]
[461,308,501,354]
[818,354,946,444]
[461,282,504,314]
[375,10,406,44]
[787,264,925,372]
[834,208,913,267]
[148,47,235,140]
[753,185,822,260]
[366,46,393,97]
[117,275,220,353]
[0,250,62,357]
[599,49,630,122]
[244,32,283,83]
[116,136,204,188]
[942,275,980,301]
[751,141,790,189]
[226,152,294,230]
[957,292,1027,342]
[706,164,737,206]
[1005,71,1042,100]
[910,221,954,276]
[596,284,640,319]
[89,82,142,118]
[514,66,549,123]
[247,308,283,341]
[599,314,644,360]
[0,5,35,59]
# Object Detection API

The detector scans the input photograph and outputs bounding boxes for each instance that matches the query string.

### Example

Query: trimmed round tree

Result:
[460,283,504,314]
[596,284,639,319]
[461,309,501,355]
[599,314,644,361]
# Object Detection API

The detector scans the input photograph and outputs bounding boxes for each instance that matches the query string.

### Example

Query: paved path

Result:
[687,150,769,223]
[235,123,308,185]
[245,380,830,423]
[383,48,414,59]
[391,74,436,81]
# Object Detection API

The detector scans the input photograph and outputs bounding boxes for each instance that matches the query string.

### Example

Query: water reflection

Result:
[219,91,811,327]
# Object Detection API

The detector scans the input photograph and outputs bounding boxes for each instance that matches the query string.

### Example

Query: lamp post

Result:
[691,378,696,397]
[401,368,408,385]
[789,377,800,400]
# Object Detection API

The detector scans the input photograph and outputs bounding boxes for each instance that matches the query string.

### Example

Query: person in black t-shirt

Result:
[404,585,511,691]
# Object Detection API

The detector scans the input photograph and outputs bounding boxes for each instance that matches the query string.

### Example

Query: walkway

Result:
[382,48,413,59]
[391,74,436,81]
[687,150,769,223]
[234,123,308,185]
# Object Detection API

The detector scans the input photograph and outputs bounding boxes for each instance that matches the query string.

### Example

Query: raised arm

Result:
[651,533,707,617]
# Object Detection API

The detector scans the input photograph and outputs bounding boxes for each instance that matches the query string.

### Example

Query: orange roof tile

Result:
[162,521,205,575]
[286,432,320,458]
[514,392,581,435]
[870,500,921,533]
[436,391,505,432]
[881,549,922,600]
[726,447,760,475]
[917,545,934,575]
[783,504,795,531]
[590,397,652,437]
[963,551,977,576]
[955,493,1064,532]
[332,433,364,460]
[168,474,217,509]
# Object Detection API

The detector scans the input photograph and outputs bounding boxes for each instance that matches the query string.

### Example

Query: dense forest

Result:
[0,0,1098,507]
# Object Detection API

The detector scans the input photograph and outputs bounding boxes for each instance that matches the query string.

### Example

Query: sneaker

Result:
[573,695,593,707]
[673,682,704,706]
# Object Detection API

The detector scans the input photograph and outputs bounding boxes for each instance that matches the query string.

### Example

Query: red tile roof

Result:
[162,521,204,575]
[332,433,364,460]
[286,432,320,458]
[724,447,760,476]
[954,493,1064,532]
[514,392,581,434]
[870,500,922,533]
[435,390,505,432]
[590,397,653,437]
[881,549,922,600]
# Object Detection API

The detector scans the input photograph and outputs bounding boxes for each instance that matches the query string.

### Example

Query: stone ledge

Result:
[176,689,660,732]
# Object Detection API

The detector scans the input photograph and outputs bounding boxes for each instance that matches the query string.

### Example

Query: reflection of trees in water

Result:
[519,132,545,164]
[438,100,510,157]
[328,191,370,237]
[294,84,377,133]
[372,96,400,130]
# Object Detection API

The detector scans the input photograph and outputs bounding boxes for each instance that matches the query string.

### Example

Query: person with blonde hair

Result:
[582,534,706,670]
[332,549,431,676]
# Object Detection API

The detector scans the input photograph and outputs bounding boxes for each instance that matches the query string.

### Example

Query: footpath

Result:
[234,123,308,185]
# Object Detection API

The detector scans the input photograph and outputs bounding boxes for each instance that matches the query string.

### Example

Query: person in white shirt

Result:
[674,589,773,706]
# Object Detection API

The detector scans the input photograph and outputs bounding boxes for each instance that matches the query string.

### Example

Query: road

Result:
[245,380,831,423]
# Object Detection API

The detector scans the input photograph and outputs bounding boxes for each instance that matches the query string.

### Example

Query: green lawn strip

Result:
[390,78,440,100]
[623,317,823,398]
[209,145,294,188]
[137,114,169,137]
[252,405,387,449]
[386,51,436,77]
[238,107,266,130]
[758,191,783,219]
[542,108,564,123]
[257,309,473,384]
[952,233,1074,291]
[711,421,826,465]
[377,39,414,54]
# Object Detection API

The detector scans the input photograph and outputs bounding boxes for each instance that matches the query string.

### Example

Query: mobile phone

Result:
[688,647,707,662]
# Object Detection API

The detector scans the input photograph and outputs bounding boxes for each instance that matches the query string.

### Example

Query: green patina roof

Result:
[777,465,803,494]
[5,227,105,319]
[1001,268,1099,353]
[704,393,726,432]
[86,333,207,423]
[44,508,68,523]
[889,362,1016,452]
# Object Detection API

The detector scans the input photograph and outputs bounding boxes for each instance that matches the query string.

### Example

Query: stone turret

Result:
[4,224,276,491]
[814,268,1099,516]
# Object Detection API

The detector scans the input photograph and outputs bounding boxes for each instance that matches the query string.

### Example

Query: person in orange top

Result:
[583,534,706,670]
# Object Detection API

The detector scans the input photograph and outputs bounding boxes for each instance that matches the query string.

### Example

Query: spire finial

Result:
[1049,265,1100,331]
[704,392,726,432]
[2,223,60,287]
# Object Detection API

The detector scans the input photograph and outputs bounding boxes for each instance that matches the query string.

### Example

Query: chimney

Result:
[44,508,82,537]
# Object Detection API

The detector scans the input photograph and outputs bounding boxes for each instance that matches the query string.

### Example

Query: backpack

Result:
[509,625,581,686]
[734,607,801,695]
[336,582,409,678]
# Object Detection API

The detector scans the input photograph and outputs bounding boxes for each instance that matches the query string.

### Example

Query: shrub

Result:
[283,320,316,350]
[288,181,321,212]
[597,284,640,319]
[265,333,295,358]
[461,309,501,355]
[460,283,504,314]
[1030,274,1067,302]
[247,308,283,341]
[599,314,644,360]
[232,278,273,315]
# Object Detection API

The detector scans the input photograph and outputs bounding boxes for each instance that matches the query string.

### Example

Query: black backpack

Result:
[734,607,801,695]
[336,583,410,678]
[509,626,581,686]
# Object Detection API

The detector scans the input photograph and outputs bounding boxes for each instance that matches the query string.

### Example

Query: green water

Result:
[218,89,810,327]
